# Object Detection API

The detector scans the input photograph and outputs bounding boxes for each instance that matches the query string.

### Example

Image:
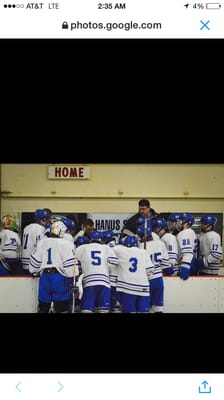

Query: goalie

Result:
[29,220,79,313]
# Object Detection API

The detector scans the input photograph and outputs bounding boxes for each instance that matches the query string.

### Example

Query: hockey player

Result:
[102,230,118,247]
[137,222,172,313]
[197,214,223,275]
[152,217,179,275]
[21,208,51,274]
[0,215,23,276]
[167,213,182,236]
[176,213,198,280]
[112,235,153,313]
[102,230,121,312]
[60,217,76,243]
[76,231,117,313]
[43,208,53,237]
[29,220,77,313]
[120,199,159,238]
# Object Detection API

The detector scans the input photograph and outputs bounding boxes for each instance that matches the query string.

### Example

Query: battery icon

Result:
[206,2,221,8]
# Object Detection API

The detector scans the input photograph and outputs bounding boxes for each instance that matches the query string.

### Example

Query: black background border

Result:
[1,37,223,373]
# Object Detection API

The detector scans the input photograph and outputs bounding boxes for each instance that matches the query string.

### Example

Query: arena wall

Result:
[0,275,224,313]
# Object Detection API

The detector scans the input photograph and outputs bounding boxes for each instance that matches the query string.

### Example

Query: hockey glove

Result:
[180,266,190,280]
[163,266,174,276]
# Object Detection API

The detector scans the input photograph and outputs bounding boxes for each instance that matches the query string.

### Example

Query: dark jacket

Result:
[121,208,159,237]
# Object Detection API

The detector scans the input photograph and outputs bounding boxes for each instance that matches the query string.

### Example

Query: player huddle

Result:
[0,201,223,313]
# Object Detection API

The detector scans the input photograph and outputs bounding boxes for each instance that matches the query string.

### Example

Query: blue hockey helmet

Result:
[61,217,76,234]
[124,236,138,247]
[180,213,194,226]
[200,214,217,226]
[167,213,181,223]
[102,230,116,243]
[75,236,90,247]
[90,231,103,243]
[137,216,151,226]
[34,209,50,221]
[153,217,168,230]
[136,224,152,238]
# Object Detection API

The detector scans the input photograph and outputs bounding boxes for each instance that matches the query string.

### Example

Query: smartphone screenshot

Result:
[1,374,224,399]
[0,0,223,38]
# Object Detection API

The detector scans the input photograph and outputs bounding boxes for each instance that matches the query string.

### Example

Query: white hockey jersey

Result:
[177,227,197,270]
[63,233,75,243]
[199,230,223,275]
[106,241,118,288]
[29,237,77,278]
[139,238,171,280]
[160,232,178,275]
[112,244,153,296]
[22,223,46,270]
[76,242,117,289]
[0,229,21,260]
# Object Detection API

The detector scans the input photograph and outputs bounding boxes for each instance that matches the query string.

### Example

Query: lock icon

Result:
[62,21,69,29]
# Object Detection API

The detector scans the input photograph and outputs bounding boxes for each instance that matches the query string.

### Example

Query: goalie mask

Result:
[2,215,18,231]
[50,221,67,238]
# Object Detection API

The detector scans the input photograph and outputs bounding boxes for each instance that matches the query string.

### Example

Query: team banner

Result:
[20,212,223,239]
[88,213,131,234]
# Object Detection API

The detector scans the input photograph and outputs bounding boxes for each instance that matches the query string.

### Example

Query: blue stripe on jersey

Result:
[107,256,118,265]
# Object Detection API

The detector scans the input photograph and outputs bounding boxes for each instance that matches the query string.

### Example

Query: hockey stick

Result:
[71,256,77,313]
[144,217,147,249]
[122,229,136,237]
